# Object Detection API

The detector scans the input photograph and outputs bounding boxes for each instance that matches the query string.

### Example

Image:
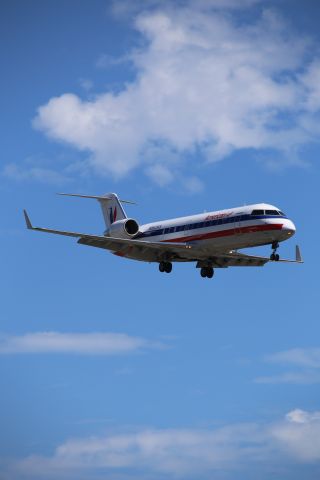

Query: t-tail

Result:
[58,192,135,231]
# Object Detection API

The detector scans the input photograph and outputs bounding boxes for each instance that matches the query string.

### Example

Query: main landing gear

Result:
[159,261,172,273]
[200,267,214,278]
[158,261,214,278]
[270,241,280,261]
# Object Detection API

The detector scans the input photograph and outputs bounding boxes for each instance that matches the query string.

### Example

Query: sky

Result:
[0,0,320,478]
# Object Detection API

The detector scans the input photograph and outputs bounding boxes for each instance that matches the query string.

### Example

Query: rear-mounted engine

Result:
[106,218,139,239]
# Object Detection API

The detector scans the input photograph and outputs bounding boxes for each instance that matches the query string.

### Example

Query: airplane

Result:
[23,192,303,278]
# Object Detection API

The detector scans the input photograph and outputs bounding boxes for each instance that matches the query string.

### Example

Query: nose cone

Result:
[284,219,296,237]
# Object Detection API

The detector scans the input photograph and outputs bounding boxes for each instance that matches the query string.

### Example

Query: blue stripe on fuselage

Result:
[136,214,286,240]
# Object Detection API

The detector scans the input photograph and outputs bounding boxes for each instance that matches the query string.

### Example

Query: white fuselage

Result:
[135,203,296,253]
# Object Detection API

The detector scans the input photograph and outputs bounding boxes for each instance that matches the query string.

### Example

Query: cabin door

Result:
[234,215,242,236]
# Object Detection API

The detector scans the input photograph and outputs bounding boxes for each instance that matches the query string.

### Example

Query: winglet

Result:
[296,245,303,263]
[23,209,33,229]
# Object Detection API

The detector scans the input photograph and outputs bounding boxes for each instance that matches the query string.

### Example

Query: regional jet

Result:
[23,193,303,278]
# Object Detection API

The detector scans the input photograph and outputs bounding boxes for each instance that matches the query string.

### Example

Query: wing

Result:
[23,210,194,261]
[24,210,303,265]
[201,246,303,268]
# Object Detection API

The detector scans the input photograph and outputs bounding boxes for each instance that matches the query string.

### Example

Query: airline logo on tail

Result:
[109,206,117,224]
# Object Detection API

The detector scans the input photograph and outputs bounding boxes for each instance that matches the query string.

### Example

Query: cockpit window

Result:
[265,209,279,215]
[251,209,264,215]
[251,209,285,216]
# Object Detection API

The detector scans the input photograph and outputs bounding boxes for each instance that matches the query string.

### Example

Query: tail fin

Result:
[58,193,135,230]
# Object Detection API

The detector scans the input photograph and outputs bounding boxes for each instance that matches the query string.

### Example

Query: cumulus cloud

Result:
[0,332,165,355]
[33,3,320,186]
[6,409,320,479]
[271,409,320,462]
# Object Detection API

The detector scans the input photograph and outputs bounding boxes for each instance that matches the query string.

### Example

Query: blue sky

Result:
[1,1,319,478]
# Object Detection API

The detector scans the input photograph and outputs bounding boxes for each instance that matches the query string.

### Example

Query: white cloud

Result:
[6,409,320,479]
[271,409,320,462]
[111,0,263,21]
[0,332,165,355]
[2,163,70,185]
[300,60,320,113]
[286,409,320,424]
[78,78,94,91]
[183,176,204,194]
[255,371,320,385]
[266,348,320,368]
[8,425,270,478]
[254,348,320,385]
[145,163,174,186]
[33,3,320,185]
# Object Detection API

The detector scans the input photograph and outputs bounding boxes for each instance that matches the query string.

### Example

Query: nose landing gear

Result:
[270,242,280,261]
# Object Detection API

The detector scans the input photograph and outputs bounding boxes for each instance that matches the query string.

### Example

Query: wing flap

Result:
[77,235,194,254]
[214,246,304,266]
[197,252,269,268]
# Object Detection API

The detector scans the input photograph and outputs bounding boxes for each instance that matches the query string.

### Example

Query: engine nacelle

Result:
[105,218,139,239]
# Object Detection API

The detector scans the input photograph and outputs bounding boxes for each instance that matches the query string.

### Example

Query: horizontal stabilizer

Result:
[57,193,136,204]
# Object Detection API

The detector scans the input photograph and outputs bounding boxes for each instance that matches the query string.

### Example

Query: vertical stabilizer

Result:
[98,193,127,229]
[57,192,133,230]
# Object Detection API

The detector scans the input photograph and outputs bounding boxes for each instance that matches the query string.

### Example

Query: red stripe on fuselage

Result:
[163,223,283,243]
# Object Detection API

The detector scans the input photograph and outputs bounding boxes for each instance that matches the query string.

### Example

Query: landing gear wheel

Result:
[165,262,172,273]
[159,261,172,273]
[274,253,280,261]
[200,267,207,278]
[200,267,214,278]
[270,253,275,261]
[206,267,214,278]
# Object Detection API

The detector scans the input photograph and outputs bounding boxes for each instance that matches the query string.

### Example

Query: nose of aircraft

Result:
[284,219,296,236]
